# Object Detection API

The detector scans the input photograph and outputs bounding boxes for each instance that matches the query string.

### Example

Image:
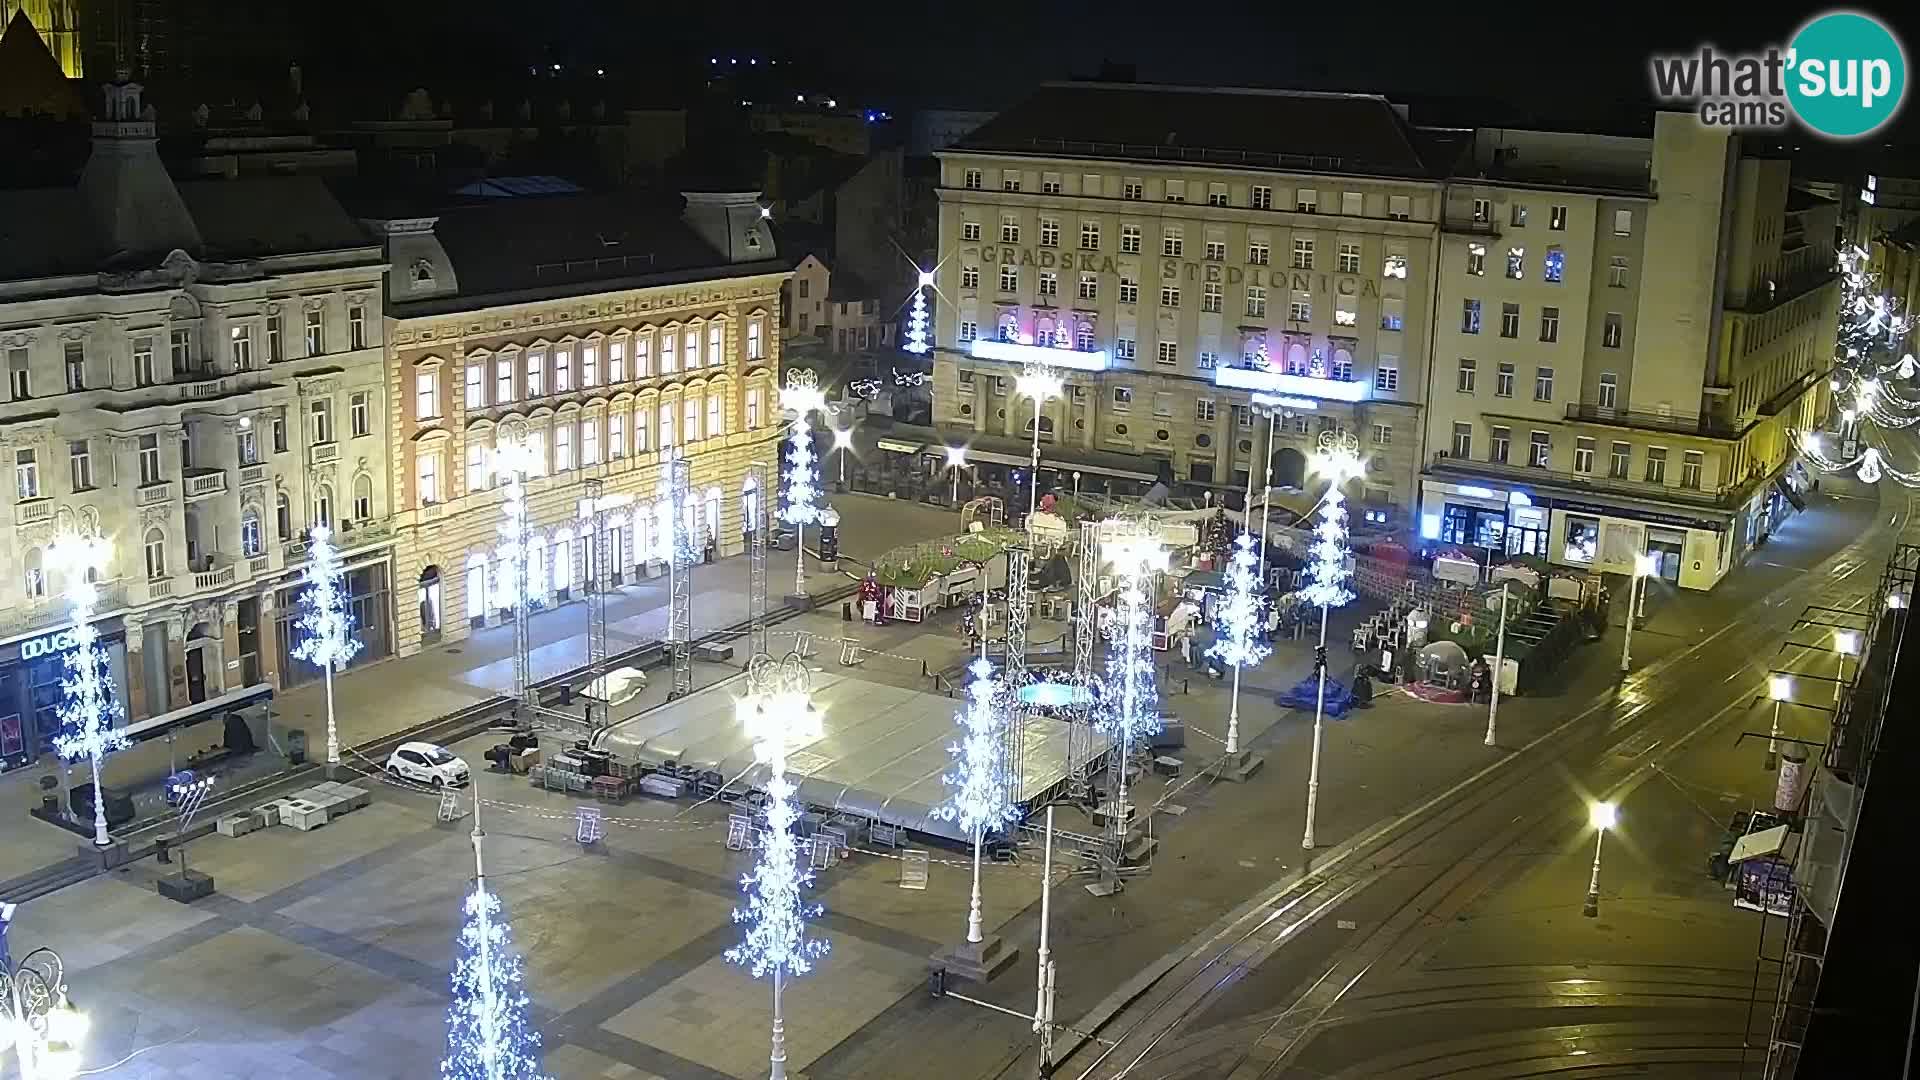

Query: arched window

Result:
[552,528,573,592]
[23,547,45,599]
[1285,343,1309,376]
[312,483,333,530]
[144,528,167,579]
[241,507,264,557]
[275,492,292,539]
[704,486,722,545]
[353,474,374,521]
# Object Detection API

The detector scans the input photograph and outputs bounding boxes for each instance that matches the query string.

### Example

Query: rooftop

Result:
[951,82,1437,179]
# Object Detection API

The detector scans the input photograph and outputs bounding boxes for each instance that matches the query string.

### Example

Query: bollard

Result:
[842,602,853,621]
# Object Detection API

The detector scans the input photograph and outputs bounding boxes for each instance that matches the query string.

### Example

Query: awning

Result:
[1039,456,1158,483]
[1775,475,1807,512]
[876,438,924,455]
[1731,824,1797,864]
[121,682,274,745]
[965,448,1036,468]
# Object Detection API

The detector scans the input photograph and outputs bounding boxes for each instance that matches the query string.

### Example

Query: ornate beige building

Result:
[0,81,391,764]
[364,189,788,656]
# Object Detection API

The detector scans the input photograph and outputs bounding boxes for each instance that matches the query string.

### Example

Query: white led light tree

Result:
[1100,527,1168,829]
[727,653,829,1080]
[1300,431,1362,850]
[291,525,362,767]
[903,269,933,355]
[932,657,1018,945]
[780,371,828,598]
[1207,532,1270,755]
[442,797,548,1080]
[49,531,128,849]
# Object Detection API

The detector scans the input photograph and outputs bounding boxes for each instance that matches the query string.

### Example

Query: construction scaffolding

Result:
[1002,545,1031,807]
[1068,521,1102,801]
[579,478,629,736]
[747,462,770,661]
[666,451,695,700]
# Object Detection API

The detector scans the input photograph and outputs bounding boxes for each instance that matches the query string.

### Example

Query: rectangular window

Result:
[708,394,723,438]
[555,345,574,390]
[961,266,979,289]
[609,411,626,458]
[1039,271,1058,297]
[1374,360,1399,393]
[1466,243,1486,276]
[170,328,193,374]
[1246,286,1267,318]
[1121,224,1142,254]
[465,363,485,408]
[1341,191,1364,216]
[1162,227,1183,257]
[349,305,367,350]
[1156,342,1178,366]
[1540,306,1560,342]
[1500,303,1521,338]
[1204,240,1226,262]
[1113,386,1133,411]
[1598,372,1618,408]
[1196,351,1217,371]
[1682,450,1704,489]
[139,434,162,485]
[1529,431,1550,467]
[1124,179,1143,200]
[1388,195,1411,221]
[582,342,600,387]
[1473,198,1492,223]
[271,409,286,454]
[1544,248,1565,283]
[351,391,370,437]
[528,349,548,395]
[1550,205,1568,231]
[69,439,92,491]
[959,320,978,342]
[1292,237,1314,269]
[1083,174,1101,195]
[62,341,85,391]
[134,336,157,386]
[582,419,600,465]
[1489,426,1511,463]
[555,424,574,471]
[1042,173,1062,195]
[310,398,333,443]
[1645,446,1667,483]
[1603,313,1623,348]
[1334,300,1357,327]
[1289,298,1311,322]
[1164,179,1186,203]
[1462,299,1482,334]
[1001,216,1020,243]
[608,340,625,382]
[684,396,700,442]
[1510,203,1529,227]
[1119,276,1139,304]
[1613,209,1633,236]
[1202,282,1222,312]
[1338,242,1361,274]
[1115,338,1136,361]
[1208,183,1229,207]
[962,221,981,242]
[1535,366,1555,401]
[1078,273,1098,301]
[14,449,38,500]
[1152,392,1172,417]
[526,431,546,475]
[1296,189,1318,213]
[1574,437,1595,473]
[1196,398,1216,422]
[415,371,439,419]
[1609,441,1631,479]
[1000,265,1019,292]
[1161,285,1180,308]
[636,406,651,451]
[1457,357,1477,393]
[1248,241,1270,265]
[1452,422,1473,458]
[963,168,982,190]
[304,309,324,355]
[1608,256,1629,288]
[1003,173,1021,192]
[1251,186,1272,209]
[467,445,488,493]
[1372,423,1392,446]
[1496,362,1515,397]
[747,320,764,361]
[1330,353,1353,381]
[417,450,440,503]
[497,357,515,403]
[1081,221,1100,249]
[267,316,283,362]
[227,326,251,371]
[1040,218,1059,247]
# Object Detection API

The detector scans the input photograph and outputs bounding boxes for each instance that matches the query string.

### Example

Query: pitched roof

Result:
[0,187,99,278]
[954,82,1437,179]
[175,176,374,258]
[0,10,84,119]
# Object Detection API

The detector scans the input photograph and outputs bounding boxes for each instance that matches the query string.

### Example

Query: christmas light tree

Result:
[442,801,547,1080]
[1301,433,1363,850]
[1098,528,1167,826]
[903,270,932,355]
[292,525,362,766]
[50,532,129,848]
[932,657,1017,943]
[1208,532,1271,754]
[781,373,827,597]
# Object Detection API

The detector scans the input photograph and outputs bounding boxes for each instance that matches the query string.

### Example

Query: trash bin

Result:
[287,728,307,766]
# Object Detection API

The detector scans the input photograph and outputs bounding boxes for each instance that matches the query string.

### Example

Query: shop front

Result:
[0,617,131,770]
[273,560,393,690]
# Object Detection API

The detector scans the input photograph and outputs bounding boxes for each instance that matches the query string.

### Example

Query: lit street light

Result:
[1833,629,1860,704]
[945,445,968,504]
[831,426,855,487]
[1619,552,1658,673]
[1766,675,1792,771]
[1015,364,1063,529]
[1583,801,1617,918]
[0,906,88,1080]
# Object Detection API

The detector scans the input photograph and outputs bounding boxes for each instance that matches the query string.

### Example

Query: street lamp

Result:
[1016,364,1063,528]
[1834,629,1860,704]
[831,426,855,487]
[945,445,968,504]
[1619,552,1658,673]
[1484,582,1511,747]
[1583,801,1617,918]
[0,914,87,1080]
[1766,675,1792,771]
[1301,432,1364,850]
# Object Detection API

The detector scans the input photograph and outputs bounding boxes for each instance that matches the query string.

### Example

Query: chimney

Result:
[681,190,776,264]
[80,76,203,264]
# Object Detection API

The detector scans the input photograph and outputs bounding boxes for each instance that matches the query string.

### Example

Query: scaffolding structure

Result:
[578,478,628,736]
[494,420,537,722]
[747,462,770,661]
[666,451,695,700]
[1002,545,1031,805]
[1068,521,1102,801]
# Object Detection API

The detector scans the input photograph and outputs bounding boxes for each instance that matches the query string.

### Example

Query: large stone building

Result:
[931,83,1437,516]
[362,188,788,657]
[1421,115,1839,591]
[0,80,392,765]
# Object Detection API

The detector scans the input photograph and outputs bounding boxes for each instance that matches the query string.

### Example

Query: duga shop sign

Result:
[20,627,82,661]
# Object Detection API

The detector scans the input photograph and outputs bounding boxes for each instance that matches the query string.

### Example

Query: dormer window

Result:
[412,259,435,285]
[745,228,762,251]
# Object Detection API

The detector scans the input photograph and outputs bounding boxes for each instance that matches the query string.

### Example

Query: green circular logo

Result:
[1787,11,1907,138]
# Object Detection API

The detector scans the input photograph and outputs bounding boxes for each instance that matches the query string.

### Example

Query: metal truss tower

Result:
[1068,521,1102,800]
[667,451,695,699]
[582,479,612,734]
[1002,545,1031,806]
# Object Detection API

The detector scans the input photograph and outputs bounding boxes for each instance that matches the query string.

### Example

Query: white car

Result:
[385,742,471,788]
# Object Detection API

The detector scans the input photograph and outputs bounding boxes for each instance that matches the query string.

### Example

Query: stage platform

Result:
[593,671,1108,844]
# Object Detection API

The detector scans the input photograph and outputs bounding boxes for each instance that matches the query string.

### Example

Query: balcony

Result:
[1214,359,1369,403]
[16,497,53,525]
[1442,214,1501,236]
[183,468,228,500]
[1428,451,1740,509]
[193,559,236,592]
[1563,403,1743,440]
[249,554,272,576]
[137,481,174,506]
[240,464,268,486]
[309,442,340,466]
[0,580,129,640]
[148,577,175,600]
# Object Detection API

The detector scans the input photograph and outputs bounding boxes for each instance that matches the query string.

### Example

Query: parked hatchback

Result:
[385,742,471,788]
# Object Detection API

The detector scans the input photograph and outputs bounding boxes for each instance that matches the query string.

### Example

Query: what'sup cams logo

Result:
[1650,10,1907,138]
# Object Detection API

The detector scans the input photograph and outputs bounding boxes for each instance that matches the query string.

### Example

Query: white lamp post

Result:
[1618,552,1658,673]
[945,445,968,504]
[831,426,855,487]
[1484,582,1510,747]
[1766,675,1792,771]
[1583,800,1617,917]
[1016,364,1063,529]
[1301,432,1363,851]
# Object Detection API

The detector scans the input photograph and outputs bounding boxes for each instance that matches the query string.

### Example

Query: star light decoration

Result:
[932,657,1017,836]
[726,653,830,982]
[1303,432,1364,610]
[291,524,363,765]
[1208,533,1270,672]
[903,269,933,356]
[780,372,826,530]
[441,881,547,1080]
[50,530,130,848]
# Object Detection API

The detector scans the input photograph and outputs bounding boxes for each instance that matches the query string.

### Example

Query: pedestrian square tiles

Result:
[180,801,424,902]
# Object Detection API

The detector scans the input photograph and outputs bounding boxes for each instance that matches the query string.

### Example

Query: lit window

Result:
[415,370,440,419]
[1544,248,1565,283]
[1506,247,1525,279]
[1466,244,1486,275]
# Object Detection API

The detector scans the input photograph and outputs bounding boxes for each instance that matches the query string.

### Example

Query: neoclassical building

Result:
[365,188,788,655]
[0,80,392,764]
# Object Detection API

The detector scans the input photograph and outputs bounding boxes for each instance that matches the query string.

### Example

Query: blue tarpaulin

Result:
[1274,674,1356,718]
